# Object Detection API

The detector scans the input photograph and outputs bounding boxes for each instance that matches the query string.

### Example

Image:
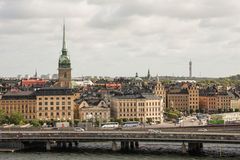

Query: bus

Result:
[122,121,140,128]
[101,122,119,128]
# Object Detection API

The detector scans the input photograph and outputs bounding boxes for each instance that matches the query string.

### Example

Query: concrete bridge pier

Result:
[112,141,118,151]
[62,142,67,149]
[57,142,61,148]
[181,142,187,154]
[74,141,79,148]
[124,141,130,150]
[121,141,124,150]
[120,141,139,151]
[68,142,73,149]
[121,141,130,151]
[130,141,134,150]
[188,142,203,154]
[45,142,51,151]
[134,141,139,149]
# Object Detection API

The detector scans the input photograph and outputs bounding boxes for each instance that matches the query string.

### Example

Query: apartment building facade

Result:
[35,88,75,121]
[0,91,36,120]
[111,94,164,123]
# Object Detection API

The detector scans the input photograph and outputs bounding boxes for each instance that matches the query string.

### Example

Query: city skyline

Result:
[0,0,240,78]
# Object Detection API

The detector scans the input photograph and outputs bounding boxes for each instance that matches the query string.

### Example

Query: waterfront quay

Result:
[1,126,240,154]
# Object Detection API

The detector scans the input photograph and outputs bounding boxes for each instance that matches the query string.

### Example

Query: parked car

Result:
[122,121,140,128]
[74,127,85,132]
[197,128,208,132]
[148,129,161,134]
[101,122,119,128]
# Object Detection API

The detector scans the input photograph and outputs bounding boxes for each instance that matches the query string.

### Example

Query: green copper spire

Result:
[62,22,67,55]
[59,22,71,69]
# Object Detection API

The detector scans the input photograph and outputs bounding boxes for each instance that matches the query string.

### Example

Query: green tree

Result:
[189,109,194,114]
[0,109,6,125]
[9,112,24,125]
[134,118,140,122]
[146,118,153,124]
[30,119,41,127]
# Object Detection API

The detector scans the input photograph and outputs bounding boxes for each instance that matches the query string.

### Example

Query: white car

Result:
[74,127,85,132]
[198,128,208,132]
[148,129,161,134]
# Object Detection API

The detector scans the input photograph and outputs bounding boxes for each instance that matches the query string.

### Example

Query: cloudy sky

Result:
[0,0,240,78]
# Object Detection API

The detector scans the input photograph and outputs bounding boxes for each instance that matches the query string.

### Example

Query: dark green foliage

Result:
[9,112,24,125]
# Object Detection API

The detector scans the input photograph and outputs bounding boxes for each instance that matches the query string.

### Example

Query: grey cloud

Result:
[0,0,240,77]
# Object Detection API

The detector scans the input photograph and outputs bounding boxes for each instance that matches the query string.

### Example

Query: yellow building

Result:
[166,83,199,113]
[188,85,199,112]
[111,94,164,123]
[153,80,166,108]
[167,93,189,112]
[0,91,36,120]
[35,88,75,121]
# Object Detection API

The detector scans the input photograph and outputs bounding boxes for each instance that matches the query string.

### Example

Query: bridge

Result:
[1,130,240,154]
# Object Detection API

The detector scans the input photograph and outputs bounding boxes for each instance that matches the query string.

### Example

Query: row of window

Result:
[39,106,71,111]
[1,107,35,111]
[38,97,71,100]
[38,112,72,116]
[1,101,35,104]
[119,113,161,117]
[38,101,71,106]
[119,102,161,107]
[119,107,161,112]
[5,110,36,114]
[169,99,188,102]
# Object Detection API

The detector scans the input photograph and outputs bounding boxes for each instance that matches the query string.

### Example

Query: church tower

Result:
[58,23,72,88]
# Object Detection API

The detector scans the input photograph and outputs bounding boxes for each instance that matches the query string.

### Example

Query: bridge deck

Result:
[1,131,240,144]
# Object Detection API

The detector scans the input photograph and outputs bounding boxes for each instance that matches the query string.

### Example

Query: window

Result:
[56,107,59,110]
[50,102,54,105]
[62,106,65,110]
[50,107,54,110]
[39,102,42,105]
[56,97,59,100]
[56,102,60,105]
[68,97,71,100]
[39,113,42,116]
[68,106,71,110]
[68,101,71,105]
[50,97,54,100]
[62,102,65,105]
[44,102,48,105]
[62,97,65,100]
[68,112,71,116]
[44,97,48,100]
